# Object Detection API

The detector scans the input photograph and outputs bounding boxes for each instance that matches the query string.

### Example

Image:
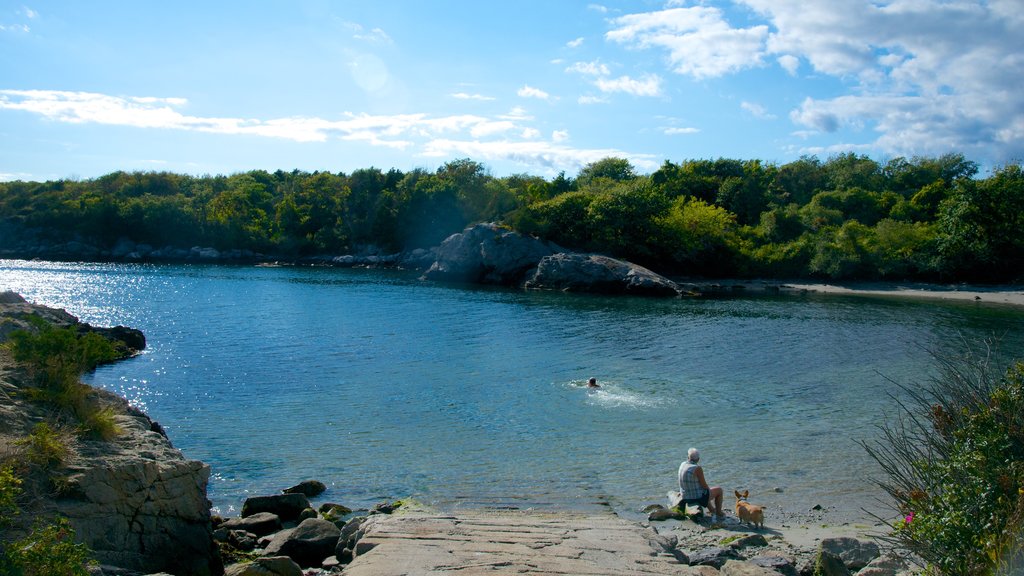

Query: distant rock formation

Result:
[523,253,683,297]
[421,222,562,285]
[420,223,686,297]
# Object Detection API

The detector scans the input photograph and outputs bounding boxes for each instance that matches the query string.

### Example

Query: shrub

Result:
[16,423,70,468]
[5,320,121,439]
[863,345,1024,575]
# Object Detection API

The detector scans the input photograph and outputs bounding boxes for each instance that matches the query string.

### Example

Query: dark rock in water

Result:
[523,253,682,297]
[242,493,311,522]
[283,479,327,497]
[224,555,303,576]
[221,512,283,537]
[85,324,147,352]
[263,518,342,568]
[299,507,318,521]
[421,222,561,285]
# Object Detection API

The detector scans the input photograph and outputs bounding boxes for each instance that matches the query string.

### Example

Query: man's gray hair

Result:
[687,447,700,462]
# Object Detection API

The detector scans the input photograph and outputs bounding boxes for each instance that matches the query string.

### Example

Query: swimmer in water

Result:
[586,377,600,388]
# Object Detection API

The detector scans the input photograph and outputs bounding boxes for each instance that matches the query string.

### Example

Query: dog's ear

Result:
[734,490,741,498]
[742,490,749,498]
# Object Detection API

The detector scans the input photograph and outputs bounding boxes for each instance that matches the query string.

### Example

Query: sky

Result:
[1,1,1022,182]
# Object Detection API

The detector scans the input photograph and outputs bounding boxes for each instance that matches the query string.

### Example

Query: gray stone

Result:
[750,555,797,576]
[729,533,769,550]
[648,507,686,521]
[223,556,303,576]
[227,530,257,552]
[721,559,783,576]
[856,553,918,576]
[263,518,341,568]
[820,537,881,571]
[689,547,741,569]
[283,479,326,497]
[221,512,282,537]
[524,252,682,296]
[816,550,852,576]
[298,507,318,521]
[242,493,310,522]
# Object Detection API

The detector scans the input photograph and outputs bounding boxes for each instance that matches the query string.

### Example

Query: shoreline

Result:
[684,278,1024,307]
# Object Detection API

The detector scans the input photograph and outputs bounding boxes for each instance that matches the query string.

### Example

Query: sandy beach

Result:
[688,279,1024,307]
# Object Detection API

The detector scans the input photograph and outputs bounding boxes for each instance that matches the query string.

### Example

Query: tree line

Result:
[1,153,1021,282]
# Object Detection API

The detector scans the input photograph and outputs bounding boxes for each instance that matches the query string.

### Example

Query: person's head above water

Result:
[587,377,598,387]
[687,447,700,463]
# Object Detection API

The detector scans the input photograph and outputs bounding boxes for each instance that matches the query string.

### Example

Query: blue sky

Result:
[1,1,1022,181]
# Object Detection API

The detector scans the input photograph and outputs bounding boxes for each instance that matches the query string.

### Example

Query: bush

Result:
[864,345,1024,575]
[5,320,121,439]
[0,466,94,576]
[16,423,70,468]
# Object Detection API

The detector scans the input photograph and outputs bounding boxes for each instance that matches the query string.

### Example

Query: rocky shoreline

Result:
[0,290,929,576]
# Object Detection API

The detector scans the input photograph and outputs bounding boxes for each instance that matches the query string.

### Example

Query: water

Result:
[3,260,1024,521]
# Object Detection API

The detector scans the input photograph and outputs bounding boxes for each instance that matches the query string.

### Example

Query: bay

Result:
[3,259,1023,521]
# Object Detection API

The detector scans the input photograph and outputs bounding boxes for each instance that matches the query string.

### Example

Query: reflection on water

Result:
[3,259,1024,521]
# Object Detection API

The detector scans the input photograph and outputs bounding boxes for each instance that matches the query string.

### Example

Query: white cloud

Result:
[552,130,569,142]
[522,128,541,139]
[607,7,768,79]
[421,138,658,173]
[663,127,700,135]
[21,7,37,19]
[451,92,495,101]
[607,1,1024,162]
[469,120,517,138]
[501,106,533,120]
[588,4,608,13]
[741,101,776,120]
[567,37,584,48]
[578,95,609,105]
[338,20,393,44]
[517,85,550,100]
[0,171,34,182]
[566,60,610,76]
[594,74,662,97]
[0,23,29,33]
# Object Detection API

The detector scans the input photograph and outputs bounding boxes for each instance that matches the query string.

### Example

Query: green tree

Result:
[576,157,636,188]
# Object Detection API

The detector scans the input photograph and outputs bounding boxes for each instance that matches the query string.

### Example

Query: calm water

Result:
[3,260,1024,521]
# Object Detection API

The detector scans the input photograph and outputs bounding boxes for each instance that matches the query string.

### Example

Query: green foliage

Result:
[0,467,94,576]
[6,321,121,439]
[0,154,1021,282]
[16,423,69,468]
[5,517,95,576]
[864,349,1024,575]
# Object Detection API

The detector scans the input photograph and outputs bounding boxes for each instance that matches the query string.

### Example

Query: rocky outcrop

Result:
[421,223,562,285]
[241,493,311,522]
[0,294,218,575]
[524,252,683,296]
[263,518,341,568]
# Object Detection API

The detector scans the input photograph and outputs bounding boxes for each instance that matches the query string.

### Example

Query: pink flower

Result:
[904,512,914,525]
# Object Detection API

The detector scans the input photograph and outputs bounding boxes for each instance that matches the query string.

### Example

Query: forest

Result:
[0,152,1021,282]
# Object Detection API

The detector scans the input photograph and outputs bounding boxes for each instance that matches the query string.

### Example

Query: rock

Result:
[689,547,741,569]
[370,500,400,514]
[421,223,561,285]
[729,533,769,549]
[816,550,851,576]
[283,479,326,497]
[750,555,797,576]
[298,507,318,521]
[241,493,311,522]
[224,556,303,576]
[221,512,283,537]
[523,252,682,296]
[856,553,918,576]
[227,529,258,552]
[0,290,26,304]
[263,518,341,568]
[721,559,783,576]
[819,537,881,571]
[319,502,352,517]
[336,516,368,556]
[648,507,686,521]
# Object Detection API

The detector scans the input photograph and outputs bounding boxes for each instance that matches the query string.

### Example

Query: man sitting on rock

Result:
[678,447,725,521]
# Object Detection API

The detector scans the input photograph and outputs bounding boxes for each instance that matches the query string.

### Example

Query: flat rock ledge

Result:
[342,509,694,575]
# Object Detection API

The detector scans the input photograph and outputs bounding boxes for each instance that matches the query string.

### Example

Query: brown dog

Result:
[734,490,765,528]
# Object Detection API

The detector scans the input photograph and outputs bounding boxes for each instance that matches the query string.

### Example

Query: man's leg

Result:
[710,486,724,516]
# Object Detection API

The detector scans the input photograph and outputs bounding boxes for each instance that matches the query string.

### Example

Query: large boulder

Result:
[421,223,561,285]
[263,518,342,568]
[221,511,283,537]
[283,479,326,497]
[524,253,682,297]
[819,537,881,571]
[224,556,303,576]
[242,493,311,522]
